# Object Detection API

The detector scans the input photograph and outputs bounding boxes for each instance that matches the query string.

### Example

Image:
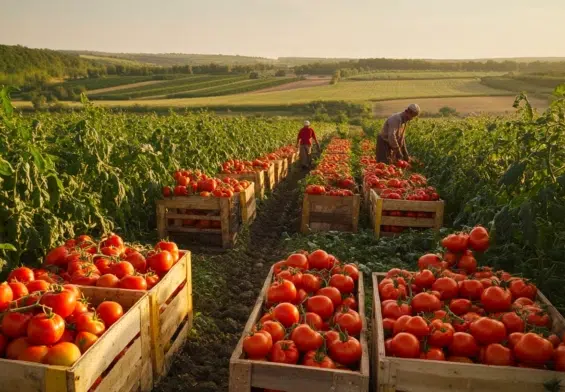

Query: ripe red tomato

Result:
[421,347,446,361]
[97,274,120,288]
[269,340,299,364]
[45,246,69,266]
[155,241,179,262]
[429,319,455,347]
[243,330,273,359]
[2,312,32,338]
[513,333,553,365]
[449,298,472,315]
[267,279,297,304]
[0,282,14,311]
[509,279,537,300]
[59,329,76,344]
[404,316,430,339]
[27,313,65,345]
[119,275,148,290]
[414,269,436,289]
[276,269,303,290]
[308,250,332,270]
[101,234,124,250]
[147,250,174,275]
[111,261,134,279]
[522,305,550,327]
[418,254,442,271]
[508,332,525,348]
[334,308,362,336]
[481,286,512,312]
[125,251,147,273]
[9,281,28,300]
[290,324,323,352]
[501,312,525,334]
[458,279,484,300]
[458,254,477,274]
[448,332,479,357]
[8,267,35,284]
[316,286,342,308]
[328,334,362,365]
[329,274,354,294]
[304,312,323,330]
[301,273,322,293]
[306,295,334,320]
[341,294,358,311]
[75,331,98,353]
[40,288,77,318]
[26,279,51,293]
[44,342,81,366]
[469,317,507,345]
[554,345,565,371]
[341,264,360,281]
[390,332,420,358]
[302,350,336,368]
[18,345,49,363]
[257,320,286,343]
[75,312,106,336]
[146,272,160,289]
[273,302,300,328]
[432,277,459,300]
[285,254,309,271]
[411,292,441,313]
[468,226,489,252]
[481,343,514,366]
[382,301,412,319]
[379,282,407,301]
[70,271,100,286]
[96,301,124,327]
[441,233,469,253]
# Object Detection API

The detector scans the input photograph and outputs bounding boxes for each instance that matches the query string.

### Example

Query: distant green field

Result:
[480,76,558,98]
[347,71,505,81]
[55,76,156,90]
[166,77,299,98]
[80,54,146,67]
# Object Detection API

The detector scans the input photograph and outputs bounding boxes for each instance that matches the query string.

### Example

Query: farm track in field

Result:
[154,165,309,392]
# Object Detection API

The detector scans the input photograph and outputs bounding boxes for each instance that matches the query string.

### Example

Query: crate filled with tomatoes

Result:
[259,152,289,186]
[221,158,276,198]
[273,145,299,170]
[362,161,443,238]
[301,139,361,234]
[0,274,152,392]
[39,233,193,385]
[230,249,369,392]
[372,226,565,392]
[159,170,256,248]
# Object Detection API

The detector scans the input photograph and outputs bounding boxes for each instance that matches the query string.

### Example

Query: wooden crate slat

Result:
[94,338,144,392]
[166,226,222,234]
[380,216,436,228]
[166,213,221,221]
[372,272,565,392]
[229,267,369,392]
[157,197,220,209]
[230,171,266,199]
[265,164,276,191]
[159,284,190,346]
[238,184,256,224]
[382,198,444,213]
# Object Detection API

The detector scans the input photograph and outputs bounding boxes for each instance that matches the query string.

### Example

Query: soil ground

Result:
[153,165,309,392]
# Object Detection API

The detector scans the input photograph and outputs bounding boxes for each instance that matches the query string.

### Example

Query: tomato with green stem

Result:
[328,331,362,365]
[2,312,32,338]
[269,340,299,364]
[390,332,420,358]
[96,301,123,327]
[44,342,82,366]
[267,279,297,304]
[75,312,106,336]
[243,330,273,359]
[273,302,300,328]
[290,324,324,352]
[302,350,336,368]
[316,286,342,308]
[334,308,362,336]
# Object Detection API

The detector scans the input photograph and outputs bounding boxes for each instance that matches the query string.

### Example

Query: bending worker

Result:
[376,103,420,163]
[296,120,320,169]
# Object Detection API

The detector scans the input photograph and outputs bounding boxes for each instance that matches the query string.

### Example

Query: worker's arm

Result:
[400,138,410,161]
[296,131,301,148]
[312,129,320,151]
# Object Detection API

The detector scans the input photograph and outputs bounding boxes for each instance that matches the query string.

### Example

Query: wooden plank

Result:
[265,164,276,191]
[381,198,444,213]
[94,338,143,392]
[220,197,232,248]
[69,297,144,391]
[0,360,54,392]
[159,284,190,346]
[165,226,222,234]
[149,292,164,380]
[153,252,190,306]
[239,183,256,224]
[80,286,145,308]
[139,292,153,392]
[165,213,221,221]
[156,203,167,240]
[229,360,252,392]
[230,171,265,200]
[380,216,436,228]
[434,201,445,231]
[352,194,361,233]
[161,317,191,381]
[157,197,220,210]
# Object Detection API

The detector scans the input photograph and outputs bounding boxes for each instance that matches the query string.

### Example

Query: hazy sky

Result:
[1,0,564,59]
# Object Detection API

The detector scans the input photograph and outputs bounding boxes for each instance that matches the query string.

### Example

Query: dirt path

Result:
[153,165,309,392]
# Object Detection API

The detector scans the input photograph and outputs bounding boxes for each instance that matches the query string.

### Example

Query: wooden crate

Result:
[229,267,370,392]
[301,193,361,234]
[156,195,241,248]
[273,159,289,185]
[264,163,276,191]
[230,171,266,200]
[369,189,444,239]
[239,183,257,224]
[148,250,193,383]
[0,288,152,392]
[371,273,565,392]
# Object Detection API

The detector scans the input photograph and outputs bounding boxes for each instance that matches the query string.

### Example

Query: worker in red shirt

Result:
[296,120,320,169]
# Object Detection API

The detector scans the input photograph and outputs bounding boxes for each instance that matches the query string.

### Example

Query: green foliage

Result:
[438,106,458,117]
[0,88,333,272]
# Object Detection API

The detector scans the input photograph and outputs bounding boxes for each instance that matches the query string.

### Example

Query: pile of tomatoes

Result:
[0,277,124,366]
[272,145,297,159]
[38,233,181,290]
[163,169,251,198]
[379,226,565,371]
[243,250,364,371]
[324,139,351,154]
[220,158,271,174]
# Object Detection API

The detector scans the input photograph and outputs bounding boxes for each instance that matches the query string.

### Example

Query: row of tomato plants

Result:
[305,138,357,197]
[379,226,565,371]
[0,233,181,366]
